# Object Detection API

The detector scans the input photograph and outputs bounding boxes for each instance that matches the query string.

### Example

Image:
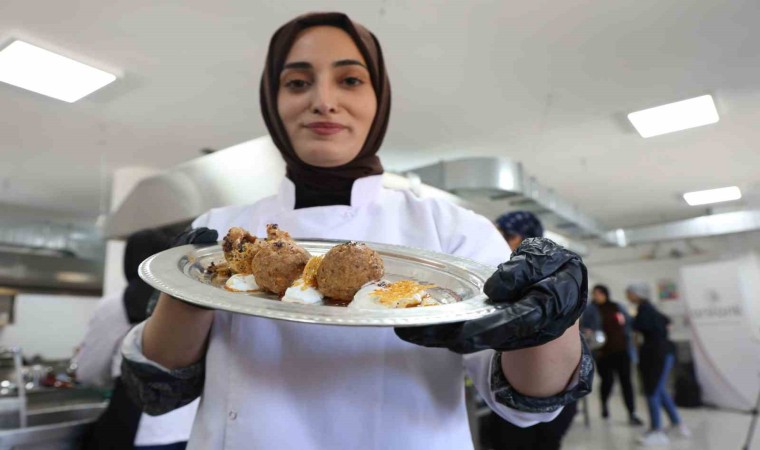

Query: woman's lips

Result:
[305,122,346,136]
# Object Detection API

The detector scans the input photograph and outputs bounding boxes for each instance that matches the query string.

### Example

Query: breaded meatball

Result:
[222,227,261,274]
[317,242,384,301]
[252,240,311,295]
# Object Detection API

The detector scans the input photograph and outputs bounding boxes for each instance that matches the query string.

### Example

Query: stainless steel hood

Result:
[0,252,103,295]
[406,157,760,247]
[605,209,760,246]
[104,136,286,239]
[407,157,607,239]
[0,220,104,294]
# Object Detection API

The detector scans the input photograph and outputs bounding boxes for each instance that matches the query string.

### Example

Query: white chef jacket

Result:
[123,175,562,450]
[77,292,199,446]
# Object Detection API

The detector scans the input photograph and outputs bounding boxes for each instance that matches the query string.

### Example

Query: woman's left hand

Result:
[395,238,588,353]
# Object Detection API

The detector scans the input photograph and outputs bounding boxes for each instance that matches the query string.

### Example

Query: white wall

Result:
[0,294,100,360]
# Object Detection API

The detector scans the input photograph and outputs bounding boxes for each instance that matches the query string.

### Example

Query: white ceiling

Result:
[2,0,759,228]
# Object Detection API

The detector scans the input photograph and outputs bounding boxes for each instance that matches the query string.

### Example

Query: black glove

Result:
[171,227,219,247]
[395,238,588,353]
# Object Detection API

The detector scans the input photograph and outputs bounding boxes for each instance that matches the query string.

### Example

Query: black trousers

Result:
[83,377,142,450]
[596,350,636,415]
[487,401,578,450]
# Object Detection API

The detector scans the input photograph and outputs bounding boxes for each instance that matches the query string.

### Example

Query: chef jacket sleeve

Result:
[120,321,205,416]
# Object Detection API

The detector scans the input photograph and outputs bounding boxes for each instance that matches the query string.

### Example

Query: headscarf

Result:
[123,229,170,324]
[626,282,651,300]
[259,12,391,190]
[495,211,544,239]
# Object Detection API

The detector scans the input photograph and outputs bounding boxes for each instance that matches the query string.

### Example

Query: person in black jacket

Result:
[626,283,690,446]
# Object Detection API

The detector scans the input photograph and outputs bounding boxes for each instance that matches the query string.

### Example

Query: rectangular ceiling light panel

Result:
[628,95,719,138]
[683,186,741,206]
[0,40,116,102]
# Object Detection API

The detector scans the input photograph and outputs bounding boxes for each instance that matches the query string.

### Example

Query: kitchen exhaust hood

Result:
[104,136,286,239]
[0,220,104,294]
[406,158,607,239]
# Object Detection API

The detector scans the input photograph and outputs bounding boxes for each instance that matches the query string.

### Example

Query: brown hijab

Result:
[259,12,391,193]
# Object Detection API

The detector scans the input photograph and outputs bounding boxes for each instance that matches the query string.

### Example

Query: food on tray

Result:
[349,280,439,310]
[251,237,311,296]
[205,261,232,286]
[224,274,260,292]
[208,225,453,309]
[283,256,324,304]
[316,242,384,301]
[222,227,261,274]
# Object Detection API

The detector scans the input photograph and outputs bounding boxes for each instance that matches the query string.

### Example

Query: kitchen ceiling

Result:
[1,0,759,228]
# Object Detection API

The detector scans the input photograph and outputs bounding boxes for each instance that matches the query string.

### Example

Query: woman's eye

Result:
[342,77,364,87]
[284,79,310,90]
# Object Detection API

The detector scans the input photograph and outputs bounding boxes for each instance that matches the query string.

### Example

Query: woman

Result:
[77,230,197,450]
[583,284,642,425]
[625,283,690,446]
[121,13,591,450]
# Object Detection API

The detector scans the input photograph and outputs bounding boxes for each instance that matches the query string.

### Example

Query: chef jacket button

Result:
[228,411,237,420]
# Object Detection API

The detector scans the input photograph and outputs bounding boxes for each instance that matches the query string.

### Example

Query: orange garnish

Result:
[301,255,324,290]
[373,280,435,306]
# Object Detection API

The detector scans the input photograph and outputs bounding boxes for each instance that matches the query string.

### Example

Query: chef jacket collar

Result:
[277,175,384,211]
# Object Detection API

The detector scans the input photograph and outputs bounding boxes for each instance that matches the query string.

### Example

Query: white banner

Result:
[680,253,760,410]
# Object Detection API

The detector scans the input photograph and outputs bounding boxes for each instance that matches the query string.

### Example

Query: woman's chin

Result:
[297,149,359,168]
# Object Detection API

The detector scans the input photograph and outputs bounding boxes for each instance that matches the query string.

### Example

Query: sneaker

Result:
[601,407,609,419]
[637,430,670,446]
[668,423,692,438]
[629,414,645,426]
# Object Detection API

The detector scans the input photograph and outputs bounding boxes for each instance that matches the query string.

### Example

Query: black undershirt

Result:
[293,177,354,209]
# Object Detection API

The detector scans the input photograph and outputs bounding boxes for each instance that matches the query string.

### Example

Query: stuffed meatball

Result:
[252,239,311,295]
[316,242,384,301]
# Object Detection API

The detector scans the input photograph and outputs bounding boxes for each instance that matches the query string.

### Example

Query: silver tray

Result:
[139,239,498,327]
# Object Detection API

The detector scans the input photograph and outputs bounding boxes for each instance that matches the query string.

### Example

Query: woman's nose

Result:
[310,81,337,115]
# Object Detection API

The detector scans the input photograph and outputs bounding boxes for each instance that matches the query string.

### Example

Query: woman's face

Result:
[502,232,523,252]
[278,26,378,168]
[592,288,608,304]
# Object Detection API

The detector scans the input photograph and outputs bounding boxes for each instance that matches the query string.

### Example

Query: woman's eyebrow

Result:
[282,60,368,72]
[333,59,368,69]
[283,61,311,70]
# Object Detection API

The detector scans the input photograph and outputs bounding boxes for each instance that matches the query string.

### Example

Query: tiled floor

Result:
[562,395,760,449]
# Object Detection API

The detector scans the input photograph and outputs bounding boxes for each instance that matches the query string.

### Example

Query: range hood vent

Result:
[0,219,104,294]
[406,157,607,239]
[104,136,286,239]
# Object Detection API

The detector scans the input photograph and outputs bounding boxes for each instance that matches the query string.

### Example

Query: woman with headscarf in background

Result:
[77,229,198,450]
[626,282,690,446]
[582,284,642,425]
[120,13,592,449]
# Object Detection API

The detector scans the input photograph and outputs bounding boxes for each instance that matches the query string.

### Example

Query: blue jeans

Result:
[646,353,681,430]
[136,443,187,450]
